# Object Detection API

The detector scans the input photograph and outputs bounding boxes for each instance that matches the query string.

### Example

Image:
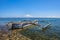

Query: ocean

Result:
[0,18,60,37]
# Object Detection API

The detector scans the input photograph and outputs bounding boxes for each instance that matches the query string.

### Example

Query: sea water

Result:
[0,18,60,37]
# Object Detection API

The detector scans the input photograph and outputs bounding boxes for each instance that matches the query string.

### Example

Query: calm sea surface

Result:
[0,18,60,37]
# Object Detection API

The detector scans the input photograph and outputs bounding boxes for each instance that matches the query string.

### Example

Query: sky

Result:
[0,0,60,18]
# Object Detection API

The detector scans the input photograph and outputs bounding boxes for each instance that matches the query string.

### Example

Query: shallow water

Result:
[0,18,60,39]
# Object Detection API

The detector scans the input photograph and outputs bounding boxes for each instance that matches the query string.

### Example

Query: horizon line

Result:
[0,17,60,18]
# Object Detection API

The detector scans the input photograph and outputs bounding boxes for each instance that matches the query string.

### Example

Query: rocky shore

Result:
[0,28,60,40]
[0,25,60,40]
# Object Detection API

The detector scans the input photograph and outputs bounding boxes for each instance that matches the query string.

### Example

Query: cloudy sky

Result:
[0,0,60,18]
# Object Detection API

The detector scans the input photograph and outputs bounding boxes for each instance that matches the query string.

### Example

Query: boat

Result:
[6,20,40,30]
[6,20,51,30]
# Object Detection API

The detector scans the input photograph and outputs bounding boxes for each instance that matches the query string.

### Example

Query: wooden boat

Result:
[6,20,40,30]
[6,20,51,30]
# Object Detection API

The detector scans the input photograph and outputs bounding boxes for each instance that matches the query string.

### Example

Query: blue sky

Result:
[0,0,60,18]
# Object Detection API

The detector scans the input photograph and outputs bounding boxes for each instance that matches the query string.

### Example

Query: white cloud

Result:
[39,16,60,18]
[24,14,33,17]
[24,15,60,18]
